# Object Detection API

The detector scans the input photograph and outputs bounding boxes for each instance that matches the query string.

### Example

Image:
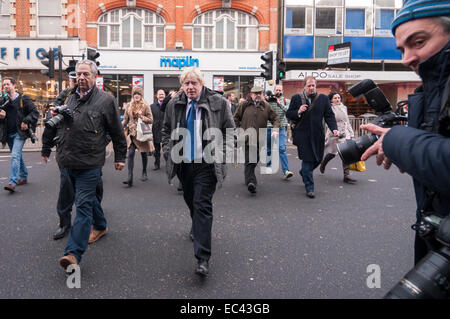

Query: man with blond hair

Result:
[162,67,235,276]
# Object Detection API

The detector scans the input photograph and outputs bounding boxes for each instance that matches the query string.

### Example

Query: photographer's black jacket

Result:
[54,86,127,169]
[383,41,450,220]
[0,93,39,145]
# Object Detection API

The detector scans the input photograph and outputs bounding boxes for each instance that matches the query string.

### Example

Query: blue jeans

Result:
[63,168,106,263]
[266,127,290,175]
[57,168,104,228]
[6,133,27,186]
[300,160,321,193]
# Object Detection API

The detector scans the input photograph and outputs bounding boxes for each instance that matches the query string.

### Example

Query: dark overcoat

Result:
[150,100,164,144]
[286,93,337,162]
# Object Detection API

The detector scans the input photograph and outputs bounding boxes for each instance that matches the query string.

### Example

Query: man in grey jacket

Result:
[162,67,234,276]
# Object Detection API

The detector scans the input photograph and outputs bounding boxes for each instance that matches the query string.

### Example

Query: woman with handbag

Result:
[122,87,155,186]
[320,91,357,184]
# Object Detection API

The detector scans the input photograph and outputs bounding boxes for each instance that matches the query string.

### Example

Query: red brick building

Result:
[1,0,279,108]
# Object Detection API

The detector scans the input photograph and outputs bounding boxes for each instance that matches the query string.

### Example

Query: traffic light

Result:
[66,59,77,75]
[276,60,286,83]
[41,48,55,78]
[260,51,273,80]
[86,48,100,66]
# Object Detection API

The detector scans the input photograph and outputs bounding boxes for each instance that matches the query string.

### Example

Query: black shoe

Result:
[140,172,148,181]
[53,225,71,240]
[247,182,256,194]
[195,259,209,276]
[306,191,315,198]
[344,177,357,184]
[153,162,160,170]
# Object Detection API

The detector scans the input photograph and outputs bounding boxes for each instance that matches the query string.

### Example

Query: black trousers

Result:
[57,168,103,227]
[244,144,260,186]
[127,140,148,174]
[177,162,217,261]
[153,142,161,163]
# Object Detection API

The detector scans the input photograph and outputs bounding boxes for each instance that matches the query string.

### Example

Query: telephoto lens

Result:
[45,114,64,128]
[337,133,379,165]
[384,248,450,299]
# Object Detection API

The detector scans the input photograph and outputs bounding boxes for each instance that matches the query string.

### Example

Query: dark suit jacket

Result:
[150,100,164,144]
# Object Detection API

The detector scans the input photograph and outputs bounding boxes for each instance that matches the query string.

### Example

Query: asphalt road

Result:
[0,148,416,299]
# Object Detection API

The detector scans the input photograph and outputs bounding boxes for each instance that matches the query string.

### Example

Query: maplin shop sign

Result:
[0,47,60,60]
[160,56,199,69]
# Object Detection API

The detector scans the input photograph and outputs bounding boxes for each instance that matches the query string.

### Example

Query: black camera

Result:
[384,213,450,299]
[45,104,73,128]
[336,79,407,165]
[265,90,278,103]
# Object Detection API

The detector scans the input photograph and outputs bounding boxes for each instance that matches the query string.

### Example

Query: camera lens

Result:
[337,133,378,165]
[45,114,64,129]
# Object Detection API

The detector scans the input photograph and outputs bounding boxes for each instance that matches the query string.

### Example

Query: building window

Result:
[0,0,10,35]
[315,8,336,34]
[98,8,165,49]
[37,0,62,36]
[286,7,306,29]
[345,8,365,35]
[375,9,395,35]
[193,10,258,51]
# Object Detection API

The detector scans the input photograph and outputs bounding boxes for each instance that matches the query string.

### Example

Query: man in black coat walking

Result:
[286,76,338,198]
[0,77,39,192]
[150,89,166,170]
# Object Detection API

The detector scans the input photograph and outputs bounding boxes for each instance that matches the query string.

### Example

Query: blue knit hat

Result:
[391,0,450,35]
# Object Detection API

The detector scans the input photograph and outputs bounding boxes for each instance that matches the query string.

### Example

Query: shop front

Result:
[0,39,84,120]
[97,50,265,109]
[284,70,421,116]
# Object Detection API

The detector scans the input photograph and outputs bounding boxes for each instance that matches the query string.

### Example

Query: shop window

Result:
[98,8,165,50]
[0,0,10,35]
[375,9,395,36]
[37,0,62,36]
[192,10,258,51]
[345,8,365,35]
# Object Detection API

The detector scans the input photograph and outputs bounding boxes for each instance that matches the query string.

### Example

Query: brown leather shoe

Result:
[4,184,15,192]
[88,228,108,244]
[59,254,78,270]
[17,179,27,185]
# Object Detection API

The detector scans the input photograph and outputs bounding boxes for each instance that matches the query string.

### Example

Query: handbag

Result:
[136,118,153,142]
[349,161,366,172]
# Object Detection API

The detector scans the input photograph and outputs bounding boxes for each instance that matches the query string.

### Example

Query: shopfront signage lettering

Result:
[160,56,199,69]
[0,47,59,60]
[297,71,362,81]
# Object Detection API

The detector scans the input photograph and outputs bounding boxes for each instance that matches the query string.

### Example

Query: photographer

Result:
[360,1,450,265]
[55,60,127,271]
[0,77,39,193]
[265,90,294,179]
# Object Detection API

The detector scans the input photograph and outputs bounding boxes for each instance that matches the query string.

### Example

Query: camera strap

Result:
[298,93,318,126]
[438,75,450,137]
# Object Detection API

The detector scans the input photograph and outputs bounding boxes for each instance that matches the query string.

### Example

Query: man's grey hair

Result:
[76,59,98,76]
[436,16,450,34]
[179,66,204,86]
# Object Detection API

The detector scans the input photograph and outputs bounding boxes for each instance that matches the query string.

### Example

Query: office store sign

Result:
[160,56,199,69]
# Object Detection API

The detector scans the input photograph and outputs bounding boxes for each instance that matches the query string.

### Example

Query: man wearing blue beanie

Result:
[360,0,450,267]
